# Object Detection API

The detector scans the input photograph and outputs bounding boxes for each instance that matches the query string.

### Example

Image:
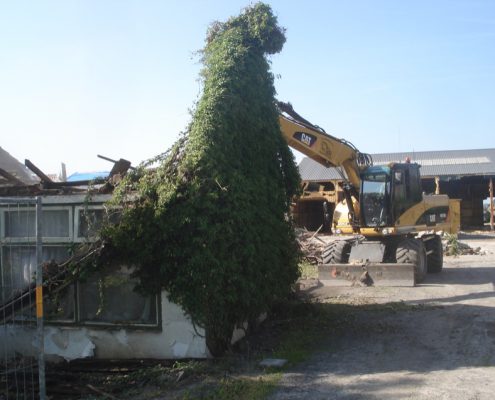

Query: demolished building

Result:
[0,151,213,361]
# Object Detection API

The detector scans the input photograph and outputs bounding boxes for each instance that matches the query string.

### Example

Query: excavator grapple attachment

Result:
[319,262,415,287]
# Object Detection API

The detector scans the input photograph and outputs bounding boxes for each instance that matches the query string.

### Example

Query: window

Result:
[321,182,335,191]
[0,244,73,321]
[408,167,422,202]
[78,265,158,326]
[2,207,72,242]
[77,208,106,238]
[394,171,406,202]
[74,205,121,241]
[305,182,320,192]
[0,201,158,328]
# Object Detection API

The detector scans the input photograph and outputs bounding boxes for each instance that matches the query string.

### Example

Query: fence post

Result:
[490,178,494,231]
[36,196,46,400]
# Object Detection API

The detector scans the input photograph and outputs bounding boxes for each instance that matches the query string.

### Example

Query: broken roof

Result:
[0,150,132,197]
[299,148,495,181]
[0,146,40,186]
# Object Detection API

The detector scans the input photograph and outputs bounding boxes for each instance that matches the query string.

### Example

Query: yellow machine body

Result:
[278,101,460,286]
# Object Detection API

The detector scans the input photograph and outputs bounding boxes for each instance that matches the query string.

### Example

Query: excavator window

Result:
[391,164,423,220]
[393,170,407,218]
[408,166,422,202]
[361,172,391,227]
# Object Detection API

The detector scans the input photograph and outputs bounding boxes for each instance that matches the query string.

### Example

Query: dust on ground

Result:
[271,231,495,400]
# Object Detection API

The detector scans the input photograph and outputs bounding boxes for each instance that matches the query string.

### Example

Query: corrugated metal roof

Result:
[299,148,495,181]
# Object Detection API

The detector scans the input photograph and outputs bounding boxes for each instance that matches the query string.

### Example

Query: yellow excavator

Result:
[278,102,460,286]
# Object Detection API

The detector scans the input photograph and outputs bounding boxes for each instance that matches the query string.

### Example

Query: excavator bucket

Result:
[319,262,415,287]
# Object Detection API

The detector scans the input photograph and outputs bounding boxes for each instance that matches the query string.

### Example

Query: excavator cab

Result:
[360,163,422,228]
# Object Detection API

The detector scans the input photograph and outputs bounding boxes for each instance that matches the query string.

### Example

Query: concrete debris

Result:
[259,358,288,368]
[443,240,486,256]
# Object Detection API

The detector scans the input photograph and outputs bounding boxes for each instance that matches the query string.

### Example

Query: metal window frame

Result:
[0,205,73,243]
[0,198,161,330]
[75,266,161,329]
[73,204,108,242]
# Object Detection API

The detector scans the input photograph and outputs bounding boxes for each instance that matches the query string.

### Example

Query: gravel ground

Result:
[270,231,495,400]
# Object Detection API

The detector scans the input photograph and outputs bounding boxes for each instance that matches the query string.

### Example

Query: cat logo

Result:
[293,131,316,147]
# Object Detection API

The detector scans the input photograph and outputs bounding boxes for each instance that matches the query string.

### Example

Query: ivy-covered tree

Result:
[103,2,300,355]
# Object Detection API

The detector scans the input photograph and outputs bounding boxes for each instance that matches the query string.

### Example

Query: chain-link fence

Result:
[0,197,45,400]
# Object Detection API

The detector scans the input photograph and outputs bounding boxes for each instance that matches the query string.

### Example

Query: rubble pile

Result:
[296,231,489,260]
[295,228,328,264]
[443,237,486,256]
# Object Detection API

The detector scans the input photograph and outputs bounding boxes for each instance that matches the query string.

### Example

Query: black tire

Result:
[396,238,427,284]
[322,240,351,264]
[425,235,443,273]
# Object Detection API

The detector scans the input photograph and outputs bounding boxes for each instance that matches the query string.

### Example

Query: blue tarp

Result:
[67,171,109,182]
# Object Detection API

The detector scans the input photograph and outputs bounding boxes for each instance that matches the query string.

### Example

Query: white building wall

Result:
[0,291,210,361]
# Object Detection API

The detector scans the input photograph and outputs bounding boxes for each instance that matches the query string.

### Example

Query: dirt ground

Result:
[270,231,495,400]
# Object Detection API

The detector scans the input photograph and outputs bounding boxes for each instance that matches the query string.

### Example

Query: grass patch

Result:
[444,233,460,256]
[298,261,318,279]
[181,373,282,400]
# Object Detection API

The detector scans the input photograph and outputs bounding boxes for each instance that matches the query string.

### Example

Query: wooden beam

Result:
[109,159,132,177]
[0,168,26,186]
[44,178,107,188]
[25,159,53,183]
[97,154,136,171]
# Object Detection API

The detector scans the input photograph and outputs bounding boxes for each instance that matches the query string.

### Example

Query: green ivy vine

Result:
[98,2,301,355]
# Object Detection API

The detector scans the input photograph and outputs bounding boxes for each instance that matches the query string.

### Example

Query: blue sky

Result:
[1,0,494,175]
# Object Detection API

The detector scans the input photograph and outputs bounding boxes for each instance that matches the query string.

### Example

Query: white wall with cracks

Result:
[0,291,210,361]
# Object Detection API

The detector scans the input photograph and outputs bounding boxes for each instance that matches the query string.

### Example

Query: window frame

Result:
[74,204,106,242]
[0,198,160,330]
[76,278,161,328]
[1,243,76,323]
[0,205,73,243]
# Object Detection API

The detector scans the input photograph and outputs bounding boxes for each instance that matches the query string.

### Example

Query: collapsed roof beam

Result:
[0,168,26,186]
[44,178,108,188]
[25,159,53,183]
[97,154,135,177]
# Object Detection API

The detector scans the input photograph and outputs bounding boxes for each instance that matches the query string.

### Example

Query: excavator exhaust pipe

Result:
[319,263,416,287]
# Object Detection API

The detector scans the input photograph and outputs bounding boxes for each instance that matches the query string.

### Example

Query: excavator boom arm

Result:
[277,102,369,191]
[277,102,372,231]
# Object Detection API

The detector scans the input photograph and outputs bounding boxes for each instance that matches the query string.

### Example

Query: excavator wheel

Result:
[425,235,443,273]
[396,238,427,284]
[322,240,351,264]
